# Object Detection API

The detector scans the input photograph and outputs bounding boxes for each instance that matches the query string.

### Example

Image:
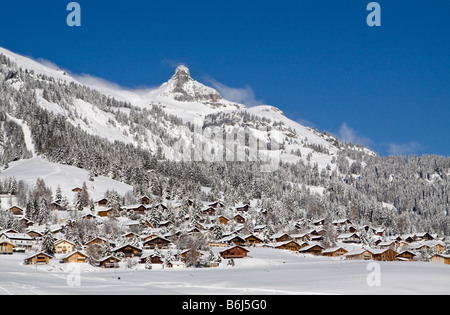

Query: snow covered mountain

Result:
[1,46,449,237]
[0,46,365,172]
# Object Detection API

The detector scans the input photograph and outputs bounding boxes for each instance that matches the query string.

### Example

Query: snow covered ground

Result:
[0,156,133,203]
[0,247,448,295]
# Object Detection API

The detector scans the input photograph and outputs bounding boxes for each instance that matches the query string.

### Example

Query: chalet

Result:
[24,252,53,265]
[55,239,76,255]
[426,240,445,253]
[253,224,267,233]
[414,232,434,241]
[113,244,143,258]
[96,198,108,207]
[374,228,385,236]
[313,218,325,226]
[402,235,415,243]
[243,234,264,245]
[166,261,185,269]
[97,207,116,218]
[291,233,310,242]
[208,200,225,209]
[50,200,64,211]
[299,243,324,256]
[61,250,88,264]
[322,247,349,257]
[272,240,302,252]
[370,248,397,261]
[219,235,246,246]
[98,256,120,268]
[201,206,216,216]
[141,196,151,205]
[270,233,291,243]
[348,225,358,233]
[72,187,82,193]
[396,250,416,261]
[218,215,229,225]
[123,232,139,239]
[8,206,23,216]
[233,214,246,224]
[0,232,35,250]
[143,236,171,249]
[123,204,147,214]
[332,219,352,227]
[235,204,250,212]
[85,237,110,247]
[220,245,249,259]
[337,233,361,243]
[378,241,397,249]
[344,249,373,260]
[430,254,450,265]
[0,240,15,254]
[27,230,43,240]
[19,217,34,228]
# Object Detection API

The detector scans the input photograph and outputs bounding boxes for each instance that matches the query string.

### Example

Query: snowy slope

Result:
[0,156,132,202]
[0,46,374,173]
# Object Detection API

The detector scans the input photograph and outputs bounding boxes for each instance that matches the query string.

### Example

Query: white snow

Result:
[0,156,132,202]
[0,247,448,295]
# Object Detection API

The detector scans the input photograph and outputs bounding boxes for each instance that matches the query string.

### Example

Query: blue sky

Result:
[1,0,449,156]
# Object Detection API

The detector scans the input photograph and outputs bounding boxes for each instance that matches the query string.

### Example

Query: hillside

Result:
[0,46,449,239]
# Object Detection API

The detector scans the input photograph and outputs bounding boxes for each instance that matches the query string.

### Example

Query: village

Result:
[1,187,449,270]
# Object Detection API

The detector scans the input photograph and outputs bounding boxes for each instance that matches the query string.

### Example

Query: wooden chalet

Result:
[19,217,34,228]
[270,233,291,243]
[55,239,76,255]
[396,250,416,261]
[272,240,302,252]
[344,249,373,260]
[8,206,23,216]
[220,235,246,246]
[50,200,65,211]
[299,243,324,255]
[141,196,151,205]
[322,247,349,257]
[243,234,264,245]
[0,240,15,254]
[233,214,246,224]
[337,233,361,243]
[235,204,250,212]
[143,236,171,249]
[24,252,53,265]
[85,237,110,247]
[98,256,120,268]
[113,244,142,258]
[96,198,108,207]
[97,207,116,218]
[61,250,88,264]
[27,230,43,240]
[431,254,450,265]
[370,248,397,261]
[123,204,147,214]
[218,216,229,225]
[220,245,249,259]
[72,187,83,193]
[201,206,216,216]
[332,219,353,226]
[291,233,310,242]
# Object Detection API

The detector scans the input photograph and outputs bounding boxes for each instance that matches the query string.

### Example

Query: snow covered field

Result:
[0,247,448,295]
